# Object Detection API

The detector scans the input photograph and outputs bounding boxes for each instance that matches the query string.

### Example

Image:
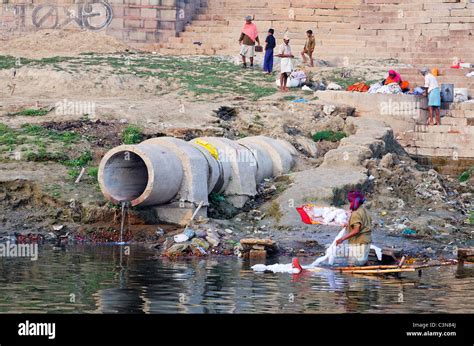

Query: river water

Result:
[0,244,473,313]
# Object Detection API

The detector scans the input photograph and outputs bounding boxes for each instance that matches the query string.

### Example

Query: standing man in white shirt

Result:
[276,34,294,92]
[420,67,441,125]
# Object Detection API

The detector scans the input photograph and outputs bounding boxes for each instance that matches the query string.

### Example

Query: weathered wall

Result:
[0,0,204,43]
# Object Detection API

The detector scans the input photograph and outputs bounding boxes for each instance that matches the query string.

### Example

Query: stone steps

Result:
[404,146,474,158]
[402,122,474,155]
[157,0,474,67]
[414,123,472,133]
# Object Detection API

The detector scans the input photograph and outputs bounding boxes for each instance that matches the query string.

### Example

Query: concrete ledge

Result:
[315,90,428,134]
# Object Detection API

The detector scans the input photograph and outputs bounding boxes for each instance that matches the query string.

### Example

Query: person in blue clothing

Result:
[263,28,276,74]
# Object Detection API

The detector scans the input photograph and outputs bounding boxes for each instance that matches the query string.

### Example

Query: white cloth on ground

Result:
[375,83,402,94]
[368,82,383,93]
[290,70,307,83]
[302,206,349,225]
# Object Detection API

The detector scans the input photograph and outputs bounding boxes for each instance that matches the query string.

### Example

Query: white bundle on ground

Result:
[252,263,298,273]
[375,83,403,94]
[301,206,349,225]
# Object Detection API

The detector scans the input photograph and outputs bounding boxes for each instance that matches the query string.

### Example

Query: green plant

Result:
[0,124,18,150]
[21,124,44,135]
[468,211,474,225]
[65,151,93,167]
[26,150,69,162]
[282,95,297,101]
[209,192,225,204]
[7,108,49,117]
[267,201,282,223]
[88,166,99,183]
[47,130,79,144]
[63,151,93,180]
[312,130,347,142]
[122,125,143,144]
[459,167,473,183]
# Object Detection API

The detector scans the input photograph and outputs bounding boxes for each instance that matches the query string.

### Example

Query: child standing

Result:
[301,30,315,67]
[263,28,276,74]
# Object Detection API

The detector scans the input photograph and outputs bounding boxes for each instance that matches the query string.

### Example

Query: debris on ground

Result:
[239,238,278,260]
[213,106,237,121]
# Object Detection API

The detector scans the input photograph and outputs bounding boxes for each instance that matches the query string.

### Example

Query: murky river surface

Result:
[0,244,473,313]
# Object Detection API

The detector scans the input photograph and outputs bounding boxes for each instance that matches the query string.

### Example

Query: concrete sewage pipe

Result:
[98,136,297,224]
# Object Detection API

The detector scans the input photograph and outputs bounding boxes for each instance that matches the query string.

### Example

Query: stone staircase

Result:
[158,0,474,66]
[398,102,474,174]
[395,66,474,174]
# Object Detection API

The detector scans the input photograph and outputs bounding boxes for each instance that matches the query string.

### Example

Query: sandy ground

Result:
[0,30,131,58]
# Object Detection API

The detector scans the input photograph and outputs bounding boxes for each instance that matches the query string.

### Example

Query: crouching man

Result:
[335,191,372,266]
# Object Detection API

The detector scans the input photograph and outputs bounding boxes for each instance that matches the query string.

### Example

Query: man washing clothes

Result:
[334,191,372,266]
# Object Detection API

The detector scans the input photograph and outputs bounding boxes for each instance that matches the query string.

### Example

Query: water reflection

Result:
[0,245,472,313]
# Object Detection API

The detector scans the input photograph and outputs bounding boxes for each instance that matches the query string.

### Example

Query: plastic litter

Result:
[174,233,189,243]
[327,82,342,90]
[402,228,417,235]
[454,88,468,103]
[291,98,308,103]
[183,228,195,239]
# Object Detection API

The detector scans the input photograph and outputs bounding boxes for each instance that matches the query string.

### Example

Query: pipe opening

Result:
[103,151,149,202]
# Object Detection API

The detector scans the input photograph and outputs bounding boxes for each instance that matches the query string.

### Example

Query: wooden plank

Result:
[240,238,276,247]
[337,265,400,270]
[339,268,416,274]
[458,248,474,262]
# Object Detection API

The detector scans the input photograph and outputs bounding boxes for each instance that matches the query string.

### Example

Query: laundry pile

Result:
[275,70,307,88]
[368,82,403,94]
[296,205,349,226]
